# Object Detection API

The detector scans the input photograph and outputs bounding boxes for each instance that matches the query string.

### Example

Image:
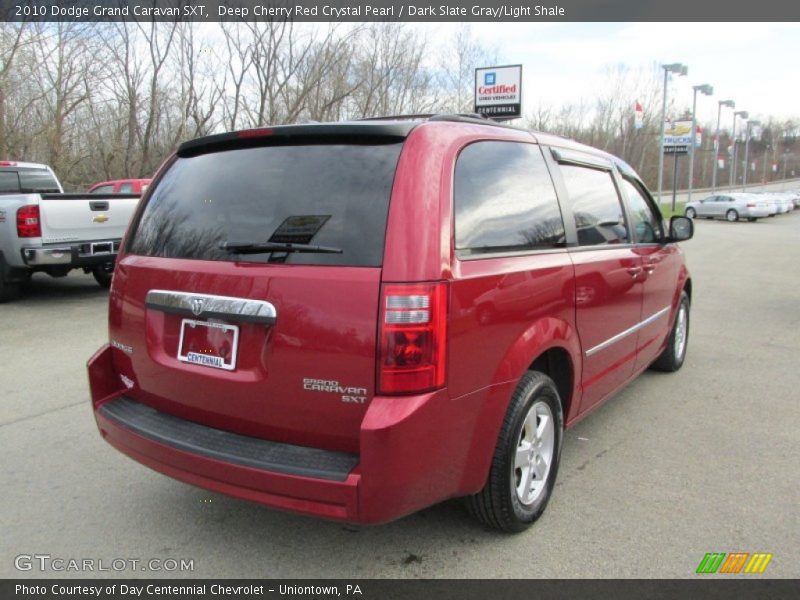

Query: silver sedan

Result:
[684,193,770,222]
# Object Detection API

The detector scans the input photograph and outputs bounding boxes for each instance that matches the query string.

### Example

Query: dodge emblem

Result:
[190,297,204,316]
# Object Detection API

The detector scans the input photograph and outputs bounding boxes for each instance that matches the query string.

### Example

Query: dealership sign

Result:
[474,65,522,119]
[663,120,693,154]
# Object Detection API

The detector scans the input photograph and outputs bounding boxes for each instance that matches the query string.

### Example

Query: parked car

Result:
[87,116,694,532]
[89,178,151,194]
[684,193,769,222]
[761,193,780,216]
[774,193,795,213]
[0,161,141,301]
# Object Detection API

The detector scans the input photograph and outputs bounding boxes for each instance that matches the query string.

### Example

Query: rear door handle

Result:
[145,290,277,325]
[627,266,643,278]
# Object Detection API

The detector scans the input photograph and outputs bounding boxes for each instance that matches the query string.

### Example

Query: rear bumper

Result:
[23,240,120,267]
[741,208,770,218]
[88,344,505,524]
[95,400,361,521]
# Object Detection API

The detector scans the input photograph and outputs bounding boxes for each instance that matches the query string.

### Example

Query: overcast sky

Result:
[424,22,800,125]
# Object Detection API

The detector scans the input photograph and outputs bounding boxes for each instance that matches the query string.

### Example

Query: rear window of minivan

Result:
[127,143,403,266]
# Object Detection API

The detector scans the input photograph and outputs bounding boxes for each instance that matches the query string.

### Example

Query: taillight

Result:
[16,205,41,238]
[378,282,448,395]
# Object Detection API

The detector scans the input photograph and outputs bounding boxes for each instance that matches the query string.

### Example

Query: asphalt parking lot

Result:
[1,212,798,579]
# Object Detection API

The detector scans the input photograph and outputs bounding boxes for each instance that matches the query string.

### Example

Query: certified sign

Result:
[474,64,522,120]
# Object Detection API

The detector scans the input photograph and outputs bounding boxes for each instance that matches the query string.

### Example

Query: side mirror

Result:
[667,216,693,242]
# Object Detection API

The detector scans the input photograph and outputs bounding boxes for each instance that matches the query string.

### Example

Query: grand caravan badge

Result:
[303,378,367,404]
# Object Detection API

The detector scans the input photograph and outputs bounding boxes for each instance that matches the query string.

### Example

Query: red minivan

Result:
[88,116,694,531]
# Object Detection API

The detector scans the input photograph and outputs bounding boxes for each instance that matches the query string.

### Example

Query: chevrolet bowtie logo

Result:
[93,214,109,223]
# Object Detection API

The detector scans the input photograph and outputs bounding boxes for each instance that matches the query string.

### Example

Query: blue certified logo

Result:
[484,72,496,85]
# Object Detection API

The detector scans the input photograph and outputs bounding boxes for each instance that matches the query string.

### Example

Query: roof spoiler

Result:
[177,123,415,158]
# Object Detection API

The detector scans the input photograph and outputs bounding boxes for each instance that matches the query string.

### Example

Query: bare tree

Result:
[0,23,31,158]
[438,25,498,113]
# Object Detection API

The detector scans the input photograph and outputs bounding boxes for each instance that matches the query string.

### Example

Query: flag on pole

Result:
[634,101,643,129]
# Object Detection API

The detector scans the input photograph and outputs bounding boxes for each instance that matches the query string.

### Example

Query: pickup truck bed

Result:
[1,191,140,300]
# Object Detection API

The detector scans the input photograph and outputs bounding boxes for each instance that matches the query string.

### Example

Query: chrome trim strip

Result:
[584,306,671,357]
[145,290,277,325]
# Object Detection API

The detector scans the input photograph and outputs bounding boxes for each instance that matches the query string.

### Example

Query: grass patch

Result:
[658,202,685,218]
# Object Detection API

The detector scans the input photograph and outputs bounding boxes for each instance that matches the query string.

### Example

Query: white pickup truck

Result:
[0,161,139,301]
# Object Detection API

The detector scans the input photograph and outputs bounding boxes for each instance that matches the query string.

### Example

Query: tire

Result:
[650,291,690,372]
[0,255,21,302]
[685,207,696,219]
[466,371,563,532]
[92,262,114,289]
[0,275,20,302]
[726,209,739,222]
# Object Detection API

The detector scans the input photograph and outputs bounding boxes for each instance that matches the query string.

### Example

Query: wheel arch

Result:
[528,346,574,425]
[458,317,582,495]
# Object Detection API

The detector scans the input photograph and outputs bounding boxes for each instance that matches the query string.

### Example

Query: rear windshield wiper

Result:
[219,241,343,254]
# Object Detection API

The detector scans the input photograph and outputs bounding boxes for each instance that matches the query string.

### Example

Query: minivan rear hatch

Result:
[112,125,411,454]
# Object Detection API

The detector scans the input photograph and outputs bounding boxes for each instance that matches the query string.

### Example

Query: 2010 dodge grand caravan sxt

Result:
[88,115,694,532]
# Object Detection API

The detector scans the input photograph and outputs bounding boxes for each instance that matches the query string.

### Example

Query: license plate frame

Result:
[178,318,239,371]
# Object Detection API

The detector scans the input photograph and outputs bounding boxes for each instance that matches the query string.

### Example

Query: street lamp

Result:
[687,83,713,204]
[742,119,761,188]
[657,63,688,206]
[731,110,749,187]
[711,99,735,193]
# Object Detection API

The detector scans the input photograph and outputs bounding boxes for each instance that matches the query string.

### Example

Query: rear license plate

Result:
[178,319,239,371]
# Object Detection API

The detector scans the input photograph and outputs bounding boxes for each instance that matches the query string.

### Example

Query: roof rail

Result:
[357,114,435,122]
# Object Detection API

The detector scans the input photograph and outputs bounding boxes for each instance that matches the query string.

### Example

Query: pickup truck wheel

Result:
[466,371,563,532]
[92,262,114,289]
[0,276,21,302]
[0,256,21,302]
[650,291,690,372]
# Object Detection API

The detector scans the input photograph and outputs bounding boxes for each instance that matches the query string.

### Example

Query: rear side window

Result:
[128,143,403,266]
[118,183,134,193]
[0,172,20,193]
[91,185,113,194]
[454,141,565,254]
[560,165,628,246]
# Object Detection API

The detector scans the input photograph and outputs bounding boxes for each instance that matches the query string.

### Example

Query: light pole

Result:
[730,110,748,188]
[742,119,760,188]
[687,83,713,204]
[657,63,688,207]
[711,99,734,193]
